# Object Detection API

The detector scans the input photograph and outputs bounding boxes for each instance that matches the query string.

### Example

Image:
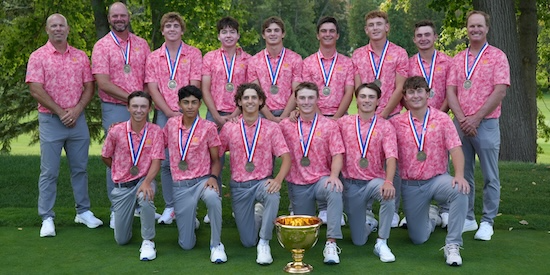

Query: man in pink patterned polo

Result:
[219,83,291,265]
[27,13,102,238]
[145,12,203,225]
[447,10,510,241]
[92,2,151,228]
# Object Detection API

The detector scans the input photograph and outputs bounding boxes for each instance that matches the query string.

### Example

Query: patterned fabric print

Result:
[352,42,409,115]
[219,118,289,182]
[163,116,221,181]
[279,115,345,185]
[145,42,203,111]
[302,52,355,115]
[247,48,302,111]
[408,51,452,110]
[92,32,150,104]
[202,48,251,113]
[391,107,461,180]
[102,122,165,183]
[338,115,398,180]
[448,45,510,119]
[26,41,94,113]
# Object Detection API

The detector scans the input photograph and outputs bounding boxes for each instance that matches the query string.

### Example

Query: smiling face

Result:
[128,96,151,123]
[262,23,285,47]
[296,88,318,116]
[365,17,389,42]
[317,22,339,48]
[403,87,429,111]
[218,26,240,48]
[162,19,184,42]
[467,13,489,44]
[413,26,437,51]
[238,88,263,115]
[46,14,69,44]
[108,3,130,33]
[356,87,379,115]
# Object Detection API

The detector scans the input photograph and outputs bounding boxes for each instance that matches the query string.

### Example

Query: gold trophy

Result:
[275,215,322,273]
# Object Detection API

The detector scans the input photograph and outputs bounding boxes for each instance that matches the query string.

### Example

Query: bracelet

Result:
[209,174,218,181]
[384,180,393,185]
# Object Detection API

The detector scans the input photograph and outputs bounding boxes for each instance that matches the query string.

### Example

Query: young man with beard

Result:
[92,2,151,228]
[145,12,203,225]
[163,85,226,263]
[101,91,164,261]
[218,83,291,265]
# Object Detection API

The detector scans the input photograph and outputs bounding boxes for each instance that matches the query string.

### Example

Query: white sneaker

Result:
[442,243,462,266]
[110,211,115,229]
[203,214,210,224]
[158,207,175,224]
[340,214,346,226]
[463,219,478,232]
[440,212,449,228]
[210,243,227,263]
[323,241,341,264]
[474,221,494,241]
[429,205,442,229]
[366,210,378,233]
[391,213,399,228]
[74,211,103,228]
[256,242,273,265]
[139,240,156,261]
[255,203,264,229]
[374,239,395,262]
[40,217,56,237]
[195,217,200,230]
[318,210,328,224]
[399,217,407,228]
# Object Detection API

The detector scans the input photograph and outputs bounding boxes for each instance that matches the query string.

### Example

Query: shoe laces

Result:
[441,243,462,254]
[325,242,342,255]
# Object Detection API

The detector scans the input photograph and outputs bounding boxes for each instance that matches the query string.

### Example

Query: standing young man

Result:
[447,10,510,241]
[92,2,151,227]
[279,82,345,265]
[145,12,203,225]
[393,76,469,266]
[163,86,226,263]
[27,13,102,237]
[101,91,164,261]
[352,10,409,227]
[247,16,302,122]
[339,83,397,263]
[219,83,291,265]
[201,17,251,223]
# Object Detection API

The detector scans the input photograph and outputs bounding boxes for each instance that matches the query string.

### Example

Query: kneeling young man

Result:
[101,91,164,261]
[279,82,345,265]
[339,83,397,262]
[392,76,469,266]
[219,83,291,265]
[163,85,226,263]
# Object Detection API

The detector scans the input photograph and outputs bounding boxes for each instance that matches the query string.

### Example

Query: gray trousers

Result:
[101,102,130,208]
[112,178,157,245]
[38,112,90,219]
[155,110,174,207]
[230,178,280,247]
[173,177,222,249]
[401,174,467,245]
[343,178,394,245]
[455,118,501,225]
[288,177,343,240]
[205,110,233,194]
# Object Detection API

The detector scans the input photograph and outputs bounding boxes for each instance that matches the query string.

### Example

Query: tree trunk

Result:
[474,0,538,162]
[91,0,109,39]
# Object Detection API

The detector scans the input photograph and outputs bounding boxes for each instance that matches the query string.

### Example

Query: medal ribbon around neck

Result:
[110,31,131,67]
[127,122,148,169]
[298,113,319,159]
[356,115,377,159]
[417,51,437,89]
[222,50,236,84]
[165,43,183,81]
[464,42,488,81]
[369,40,389,81]
[264,48,286,86]
[317,51,338,88]
[240,117,262,164]
[179,116,199,162]
[408,108,430,153]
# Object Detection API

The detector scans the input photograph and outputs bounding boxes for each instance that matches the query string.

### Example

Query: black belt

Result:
[114,179,140,188]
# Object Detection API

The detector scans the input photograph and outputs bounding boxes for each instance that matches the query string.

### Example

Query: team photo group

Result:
[26,0,509,268]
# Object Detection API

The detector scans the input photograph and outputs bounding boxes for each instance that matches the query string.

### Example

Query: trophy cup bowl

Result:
[275,215,322,273]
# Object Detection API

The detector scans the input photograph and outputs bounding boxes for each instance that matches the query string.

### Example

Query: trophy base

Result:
[284,262,313,273]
